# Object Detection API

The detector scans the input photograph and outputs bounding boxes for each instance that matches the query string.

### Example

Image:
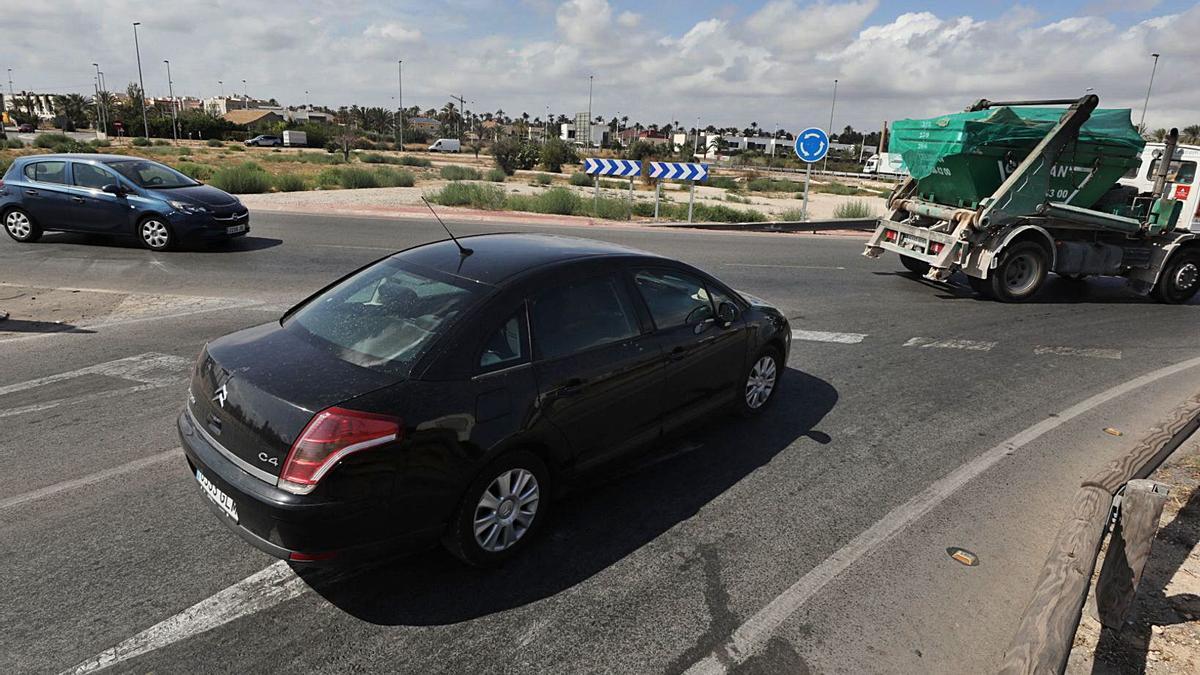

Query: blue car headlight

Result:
[169,200,208,214]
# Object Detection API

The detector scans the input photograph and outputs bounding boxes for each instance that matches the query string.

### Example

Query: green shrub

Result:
[153,139,170,146]
[485,168,507,182]
[569,172,592,187]
[273,173,308,192]
[6,139,24,149]
[35,133,72,148]
[833,199,877,219]
[174,162,215,180]
[238,161,264,172]
[427,182,506,209]
[708,176,740,192]
[89,139,112,148]
[440,165,481,181]
[130,136,151,147]
[206,138,225,147]
[209,166,271,194]
[687,203,767,223]
[777,208,807,221]
[592,195,632,220]
[227,144,245,152]
[375,167,415,187]
[317,168,343,188]
[398,155,432,167]
[633,201,656,217]
[359,153,391,164]
[492,138,537,175]
[0,158,11,176]
[532,173,553,186]
[52,139,97,153]
[338,167,380,189]
[504,187,582,215]
[539,137,578,173]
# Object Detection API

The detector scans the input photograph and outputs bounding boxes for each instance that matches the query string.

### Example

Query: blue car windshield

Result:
[104,159,198,189]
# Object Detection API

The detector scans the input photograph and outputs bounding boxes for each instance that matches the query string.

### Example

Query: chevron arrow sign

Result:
[648,162,710,182]
[582,158,642,177]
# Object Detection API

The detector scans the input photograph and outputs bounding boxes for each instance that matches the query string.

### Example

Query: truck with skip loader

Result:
[863,95,1199,304]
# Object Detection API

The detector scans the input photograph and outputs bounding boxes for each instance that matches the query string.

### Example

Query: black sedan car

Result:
[180,233,791,566]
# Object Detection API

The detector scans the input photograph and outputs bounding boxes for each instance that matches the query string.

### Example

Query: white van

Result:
[863,152,908,177]
[429,138,461,153]
[1119,142,1200,233]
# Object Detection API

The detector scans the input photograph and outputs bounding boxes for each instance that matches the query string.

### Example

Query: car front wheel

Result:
[138,217,174,251]
[737,347,782,415]
[444,449,549,567]
[3,208,42,243]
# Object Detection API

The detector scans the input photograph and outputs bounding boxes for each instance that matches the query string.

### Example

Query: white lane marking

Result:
[0,300,274,345]
[0,353,190,418]
[1034,345,1122,360]
[903,336,997,352]
[0,449,181,512]
[62,561,307,675]
[0,353,189,396]
[723,263,848,271]
[791,330,867,345]
[685,353,1200,674]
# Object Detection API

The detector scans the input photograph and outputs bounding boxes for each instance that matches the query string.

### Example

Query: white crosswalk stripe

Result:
[790,330,867,344]
[903,336,997,352]
[1034,346,1122,360]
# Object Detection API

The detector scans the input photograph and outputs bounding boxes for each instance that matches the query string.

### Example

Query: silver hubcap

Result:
[141,220,169,248]
[1003,252,1041,294]
[473,468,539,553]
[5,211,31,238]
[745,355,777,409]
[1175,262,1198,291]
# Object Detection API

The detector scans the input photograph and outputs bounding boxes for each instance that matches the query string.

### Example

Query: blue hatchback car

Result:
[0,154,249,251]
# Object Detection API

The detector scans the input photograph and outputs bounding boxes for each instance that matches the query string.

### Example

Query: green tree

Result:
[1182,125,1200,145]
[53,93,91,130]
[540,137,578,173]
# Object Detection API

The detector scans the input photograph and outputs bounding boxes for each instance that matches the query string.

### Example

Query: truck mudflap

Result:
[864,218,967,281]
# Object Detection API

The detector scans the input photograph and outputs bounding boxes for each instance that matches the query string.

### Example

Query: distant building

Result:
[407,116,439,133]
[561,112,606,146]
[204,96,273,116]
[2,92,59,120]
[223,109,285,128]
[617,128,668,147]
[288,107,330,124]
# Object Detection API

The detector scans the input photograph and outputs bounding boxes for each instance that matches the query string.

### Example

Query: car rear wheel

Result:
[1153,249,1200,304]
[737,347,782,416]
[899,254,930,277]
[444,449,549,567]
[988,241,1048,302]
[138,217,174,251]
[4,208,42,243]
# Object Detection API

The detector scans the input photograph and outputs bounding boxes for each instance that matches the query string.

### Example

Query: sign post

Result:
[648,161,709,223]
[793,127,829,221]
[583,158,642,220]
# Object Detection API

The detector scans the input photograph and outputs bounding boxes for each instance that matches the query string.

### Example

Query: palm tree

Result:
[1183,125,1200,145]
[54,93,91,129]
[1150,128,1169,142]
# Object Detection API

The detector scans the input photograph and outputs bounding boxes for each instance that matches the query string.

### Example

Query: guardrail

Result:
[648,218,878,233]
[999,390,1200,674]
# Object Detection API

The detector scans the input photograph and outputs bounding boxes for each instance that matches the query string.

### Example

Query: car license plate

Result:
[901,233,928,251]
[226,224,247,235]
[195,468,239,523]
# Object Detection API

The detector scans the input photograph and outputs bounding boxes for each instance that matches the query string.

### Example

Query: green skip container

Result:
[890,107,1145,210]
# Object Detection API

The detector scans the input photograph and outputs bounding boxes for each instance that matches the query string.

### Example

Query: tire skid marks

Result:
[0,352,191,419]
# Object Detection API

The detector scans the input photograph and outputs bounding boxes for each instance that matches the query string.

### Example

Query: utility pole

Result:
[242,79,247,108]
[218,80,224,99]
[5,68,12,97]
[587,74,593,150]
[822,78,838,173]
[132,22,149,138]
[397,60,404,150]
[450,93,466,139]
[1140,53,1161,130]
[92,63,107,135]
[163,60,177,143]
[693,115,700,158]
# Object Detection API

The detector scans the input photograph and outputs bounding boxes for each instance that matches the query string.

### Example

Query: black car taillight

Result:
[277,407,401,495]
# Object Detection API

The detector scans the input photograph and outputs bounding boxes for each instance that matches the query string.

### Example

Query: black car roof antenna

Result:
[421,197,473,257]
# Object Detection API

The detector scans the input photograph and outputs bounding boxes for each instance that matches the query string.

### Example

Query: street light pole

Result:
[163,60,177,143]
[397,60,404,151]
[5,68,12,97]
[241,79,247,108]
[132,22,149,138]
[1139,53,1161,130]
[587,74,593,150]
[822,78,838,173]
[218,80,224,99]
[92,63,106,134]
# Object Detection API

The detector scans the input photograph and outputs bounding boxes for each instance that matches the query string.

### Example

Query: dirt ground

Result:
[1067,443,1200,674]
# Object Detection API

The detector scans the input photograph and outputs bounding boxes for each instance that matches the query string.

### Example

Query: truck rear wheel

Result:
[989,241,1048,302]
[1153,249,1200,304]
[899,255,930,277]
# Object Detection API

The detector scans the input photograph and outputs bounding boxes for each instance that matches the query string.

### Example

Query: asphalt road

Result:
[2,211,1198,674]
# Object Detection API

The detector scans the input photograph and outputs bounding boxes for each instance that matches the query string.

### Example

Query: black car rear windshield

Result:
[104,159,198,189]
[284,258,486,375]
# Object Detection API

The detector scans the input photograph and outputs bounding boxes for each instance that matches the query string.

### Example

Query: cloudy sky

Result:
[2,0,1198,133]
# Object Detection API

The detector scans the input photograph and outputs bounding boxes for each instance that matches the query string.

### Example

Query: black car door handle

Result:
[24,189,37,196]
[557,378,587,395]
[71,196,85,203]
[669,346,689,361]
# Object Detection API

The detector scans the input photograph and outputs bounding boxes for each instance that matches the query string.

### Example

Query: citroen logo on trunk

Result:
[213,384,229,408]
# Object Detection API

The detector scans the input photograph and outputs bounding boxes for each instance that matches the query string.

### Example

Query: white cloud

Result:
[363,22,422,44]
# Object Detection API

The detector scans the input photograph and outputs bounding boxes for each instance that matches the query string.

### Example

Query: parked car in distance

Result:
[245,135,283,147]
[17,123,35,133]
[428,138,461,152]
[180,233,791,566]
[1,154,249,250]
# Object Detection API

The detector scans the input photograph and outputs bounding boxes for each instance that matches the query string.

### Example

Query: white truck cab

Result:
[863,152,908,177]
[1119,142,1200,233]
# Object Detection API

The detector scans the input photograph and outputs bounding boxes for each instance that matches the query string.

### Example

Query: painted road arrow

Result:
[648,162,710,181]
[583,158,642,177]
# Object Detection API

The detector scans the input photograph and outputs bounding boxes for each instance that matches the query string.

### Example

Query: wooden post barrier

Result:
[1091,479,1170,628]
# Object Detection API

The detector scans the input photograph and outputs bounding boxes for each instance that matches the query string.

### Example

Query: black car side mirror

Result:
[717,301,739,326]
[101,184,126,196]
